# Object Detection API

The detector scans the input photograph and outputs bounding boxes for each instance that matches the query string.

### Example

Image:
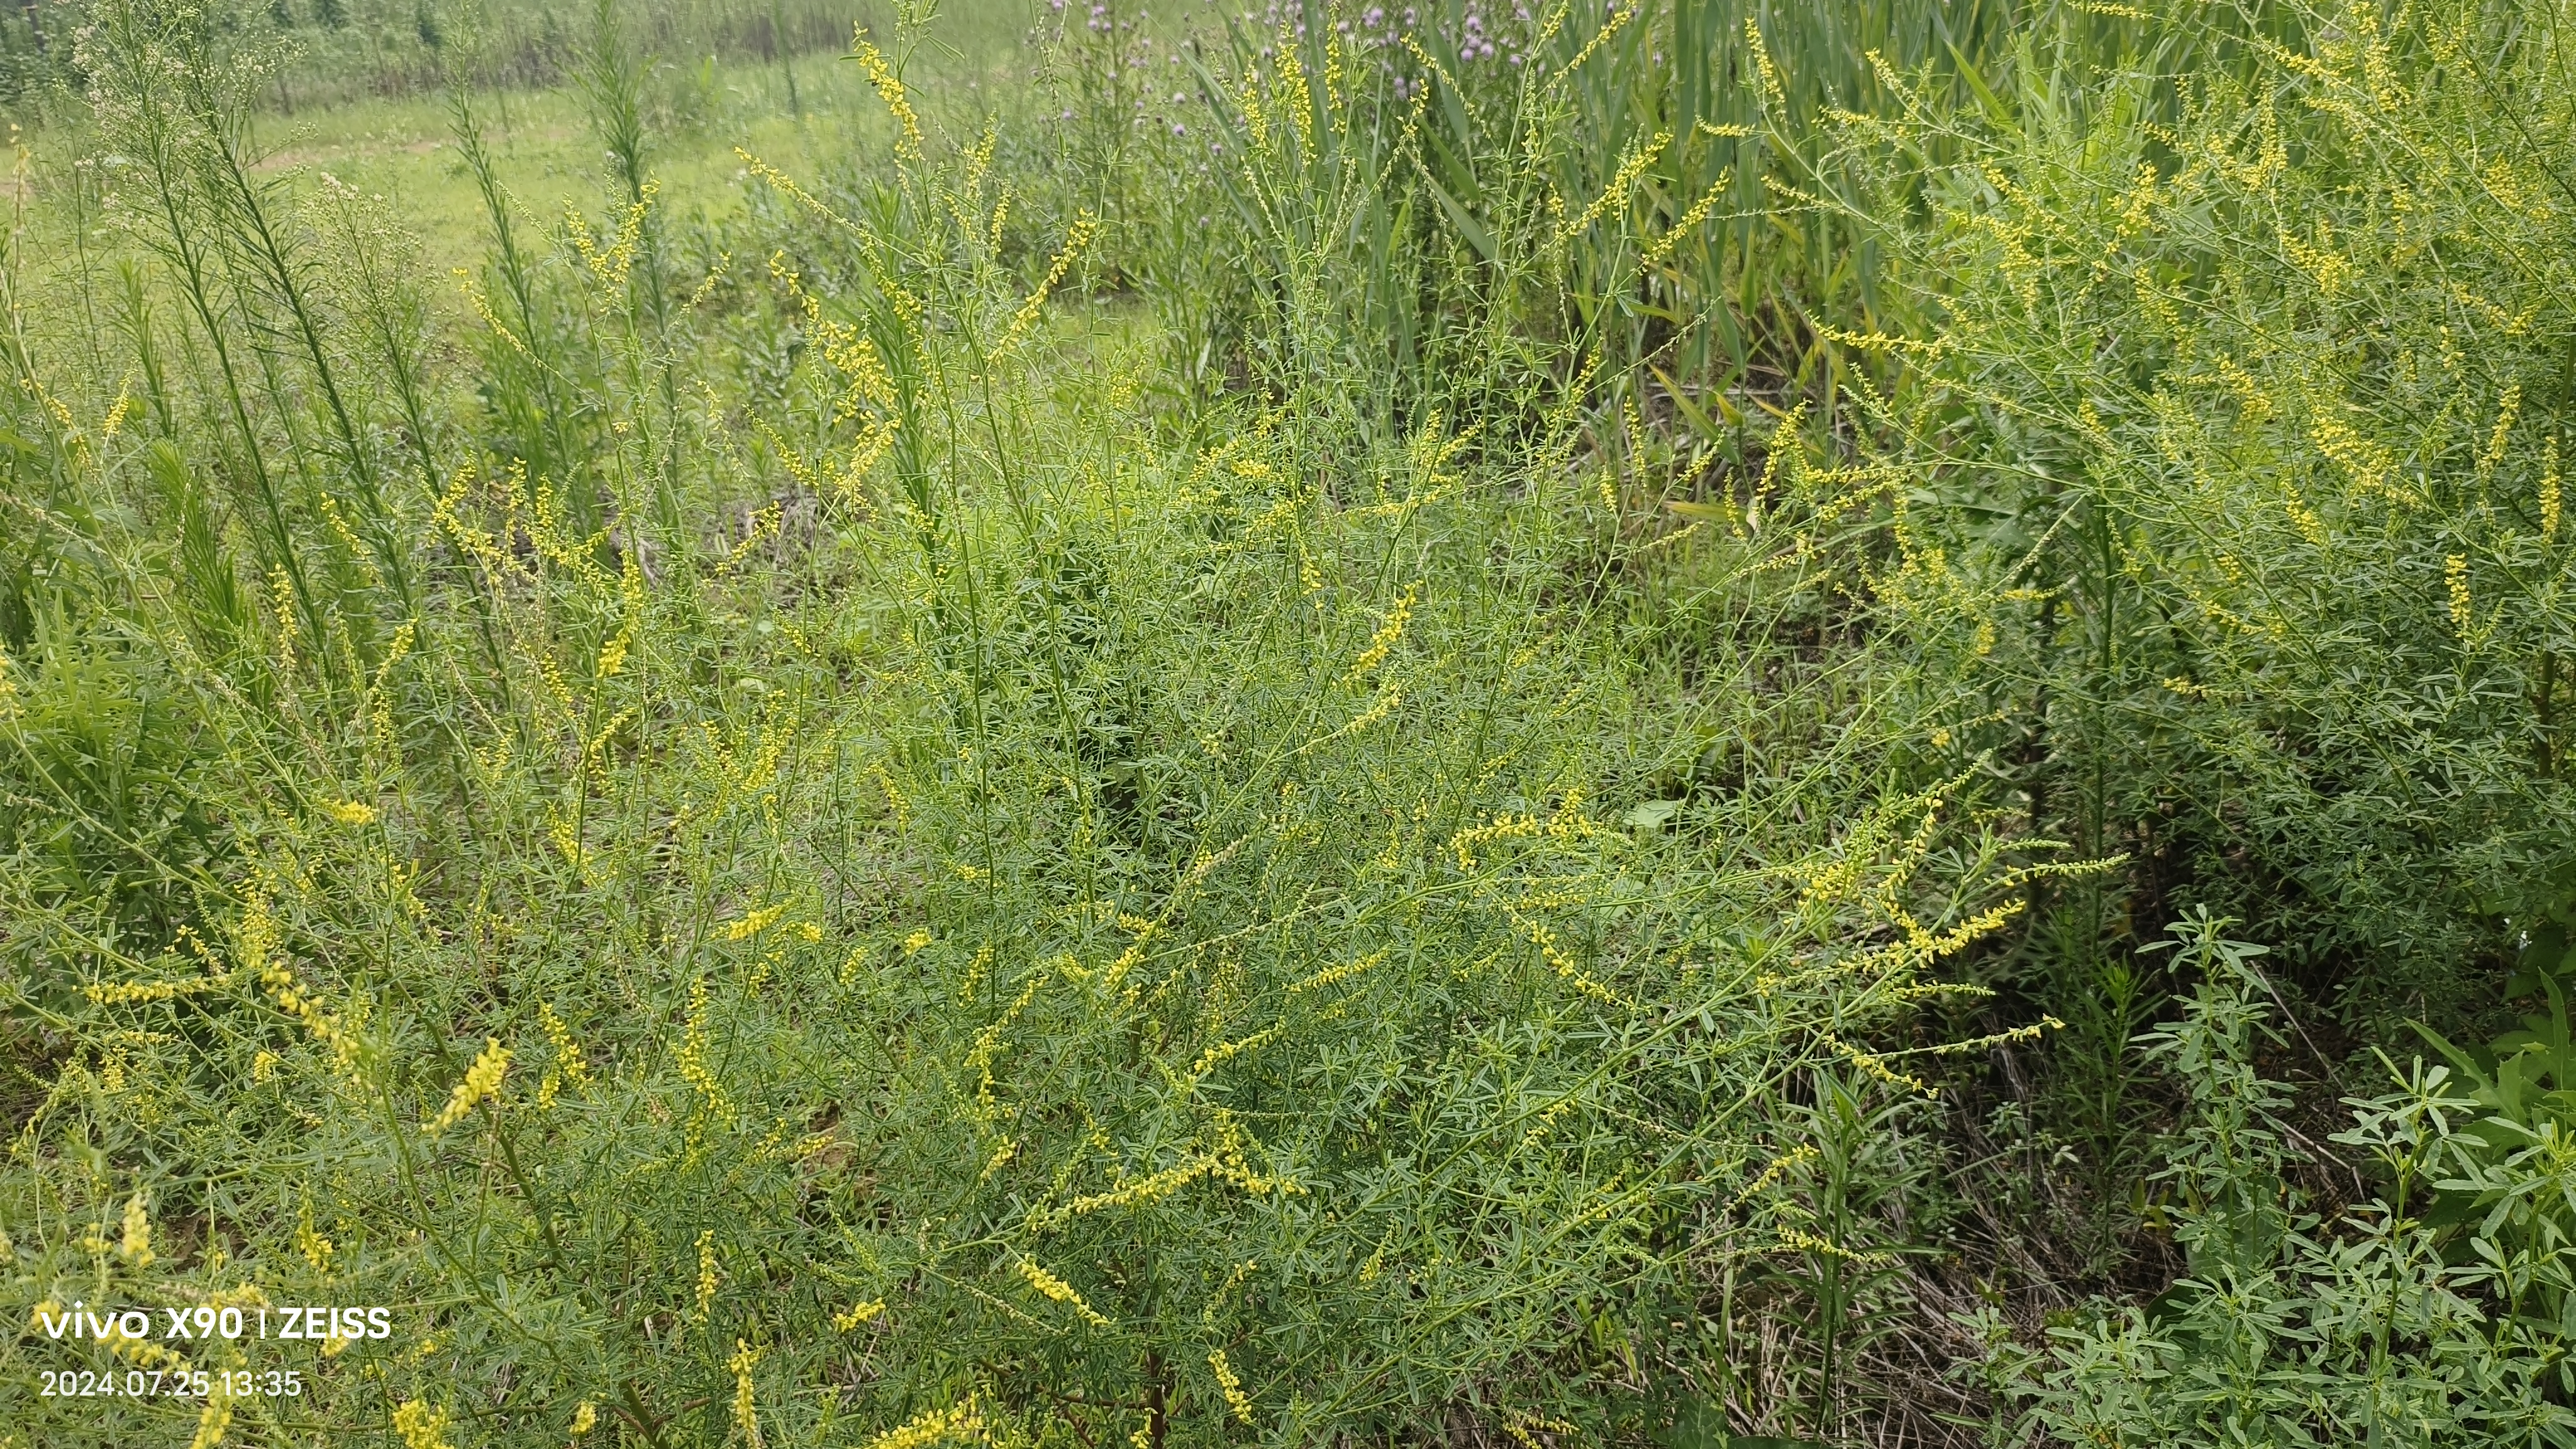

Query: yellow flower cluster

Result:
[1341,585,1419,685]
[872,763,913,830]
[1819,1031,1937,1099]
[1559,130,1670,243]
[1207,1348,1255,1424]
[676,979,735,1136]
[851,30,922,160]
[424,1038,509,1134]
[1642,167,1735,270]
[1286,949,1387,996]
[1506,908,1626,1008]
[1776,1225,1897,1267]
[2542,437,2562,541]
[119,1193,153,1269]
[187,1387,235,1449]
[297,1198,336,1277]
[1016,1260,1111,1328]
[1183,1024,1283,1089]
[1450,811,1544,870]
[536,1002,588,1111]
[834,1299,886,1331]
[243,891,362,1074]
[695,1228,720,1322]
[1726,1143,1821,1214]
[730,1339,765,1449]
[997,212,1099,358]
[391,1400,452,1449]
[861,1400,985,1449]
[1504,1413,1580,1449]
[566,179,658,291]
[85,970,232,1006]
[2445,553,2479,645]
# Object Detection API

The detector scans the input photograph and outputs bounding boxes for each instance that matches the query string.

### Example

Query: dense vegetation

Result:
[3,0,2572,1444]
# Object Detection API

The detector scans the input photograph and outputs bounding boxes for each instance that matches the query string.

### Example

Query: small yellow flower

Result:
[570,1401,597,1436]
[863,1402,985,1449]
[321,800,377,825]
[1342,584,1419,685]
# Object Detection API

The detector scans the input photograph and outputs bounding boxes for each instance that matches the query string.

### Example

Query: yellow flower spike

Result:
[694,1228,720,1322]
[1274,28,1311,135]
[851,30,922,160]
[1560,130,1669,243]
[996,211,1099,359]
[1741,16,1784,110]
[1641,169,1733,270]
[872,763,913,831]
[723,903,788,941]
[537,1003,589,1111]
[119,1194,153,1269]
[425,1038,510,1134]
[2541,436,2561,541]
[570,1401,597,1436]
[187,1385,235,1449]
[2480,384,2523,480]
[1342,585,1419,686]
[730,1339,765,1449]
[1016,1260,1112,1328]
[1504,1413,1581,1449]
[677,980,735,1131]
[1208,1348,1255,1424]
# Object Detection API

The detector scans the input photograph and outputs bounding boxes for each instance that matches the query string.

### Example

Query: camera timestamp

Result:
[40,1368,304,1399]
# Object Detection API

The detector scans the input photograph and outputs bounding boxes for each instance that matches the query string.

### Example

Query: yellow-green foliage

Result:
[0,3,2042,1445]
[1853,0,2576,1014]
[11,0,2575,1443]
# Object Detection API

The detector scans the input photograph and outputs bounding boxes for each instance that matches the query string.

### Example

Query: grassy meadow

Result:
[3,0,2575,1445]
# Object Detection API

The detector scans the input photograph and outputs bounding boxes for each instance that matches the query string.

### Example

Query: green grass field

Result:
[3,1,2575,1446]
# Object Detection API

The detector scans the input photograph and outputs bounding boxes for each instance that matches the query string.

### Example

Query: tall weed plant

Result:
[1841,0,2576,1026]
[1,3,2063,1444]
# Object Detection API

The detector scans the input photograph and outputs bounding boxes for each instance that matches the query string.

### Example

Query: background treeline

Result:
[3,0,2572,1445]
[0,0,859,113]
